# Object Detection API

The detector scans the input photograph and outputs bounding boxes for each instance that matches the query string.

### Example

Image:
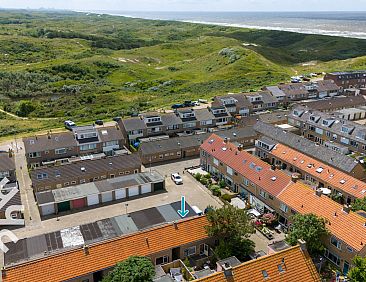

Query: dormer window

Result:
[293,110,304,117]
[322,119,335,127]
[341,125,355,134]
[309,115,320,123]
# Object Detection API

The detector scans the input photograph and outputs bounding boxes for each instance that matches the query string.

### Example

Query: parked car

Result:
[198,99,208,104]
[192,101,200,106]
[113,116,122,122]
[184,100,194,107]
[64,120,76,130]
[95,120,104,125]
[171,173,183,185]
[172,103,184,109]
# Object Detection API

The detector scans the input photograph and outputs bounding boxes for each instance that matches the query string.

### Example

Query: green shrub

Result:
[204,173,211,179]
[194,173,202,181]
[219,180,226,189]
[221,194,233,202]
[200,177,208,186]
[210,185,221,197]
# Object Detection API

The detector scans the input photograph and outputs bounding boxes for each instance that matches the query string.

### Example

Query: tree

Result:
[102,256,155,282]
[286,213,329,256]
[16,100,36,117]
[205,204,255,259]
[352,197,366,212]
[348,256,366,282]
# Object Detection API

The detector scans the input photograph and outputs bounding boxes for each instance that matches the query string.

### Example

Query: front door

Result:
[172,247,180,261]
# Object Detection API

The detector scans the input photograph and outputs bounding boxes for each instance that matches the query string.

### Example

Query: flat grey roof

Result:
[35,172,164,203]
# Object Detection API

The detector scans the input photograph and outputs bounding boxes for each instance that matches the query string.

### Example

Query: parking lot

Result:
[13,157,222,240]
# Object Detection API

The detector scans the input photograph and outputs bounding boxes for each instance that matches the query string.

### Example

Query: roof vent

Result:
[271,176,277,181]
[109,162,113,166]
[222,147,227,151]
[83,244,89,255]
[81,167,86,172]
[340,179,346,184]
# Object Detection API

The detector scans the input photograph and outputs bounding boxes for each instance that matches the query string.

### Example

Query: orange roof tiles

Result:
[3,216,209,282]
[201,134,292,197]
[271,143,366,199]
[196,245,320,282]
[278,182,366,251]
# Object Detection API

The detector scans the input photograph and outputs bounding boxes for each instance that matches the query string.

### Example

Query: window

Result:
[64,182,69,186]
[340,137,349,145]
[80,143,97,151]
[213,158,219,166]
[278,264,285,273]
[80,179,86,184]
[155,255,169,265]
[259,190,267,199]
[103,140,119,147]
[262,270,269,279]
[55,148,67,155]
[346,246,353,253]
[350,140,358,148]
[243,178,249,186]
[269,195,274,200]
[184,246,196,257]
[119,172,124,176]
[324,249,340,266]
[37,173,48,180]
[332,134,337,140]
[71,181,77,185]
[110,174,115,178]
[330,236,342,249]
[29,152,41,158]
[227,167,233,175]
[280,203,288,213]
[159,155,163,159]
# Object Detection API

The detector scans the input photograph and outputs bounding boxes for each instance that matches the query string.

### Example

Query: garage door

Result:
[87,194,99,206]
[72,198,86,209]
[57,201,70,213]
[101,191,113,203]
[115,188,126,200]
[41,204,55,216]
[128,186,139,197]
[141,184,152,194]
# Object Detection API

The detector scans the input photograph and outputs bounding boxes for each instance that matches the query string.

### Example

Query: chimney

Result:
[83,244,89,255]
[47,131,51,139]
[298,239,307,252]
[271,164,276,171]
[315,189,322,197]
[343,205,351,214]
[224,137,228,144]
[223,265,233,279]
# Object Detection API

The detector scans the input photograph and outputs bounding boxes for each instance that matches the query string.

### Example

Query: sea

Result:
[87,11,366,39]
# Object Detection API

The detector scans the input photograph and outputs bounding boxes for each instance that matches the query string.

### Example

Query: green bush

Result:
[200,177,208,186]
[194,173,202,181]
[219,180,226,189]
[221,194,233,202]
[204,173,211,179]
[210,185,221,197]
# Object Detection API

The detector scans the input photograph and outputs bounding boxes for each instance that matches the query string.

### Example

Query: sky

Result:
[1,0,366,12]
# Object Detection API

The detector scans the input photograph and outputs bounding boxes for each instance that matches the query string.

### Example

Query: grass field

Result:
[0,10,366,139]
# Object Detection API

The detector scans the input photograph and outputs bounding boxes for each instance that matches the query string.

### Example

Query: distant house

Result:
[23,124,125,168]
[138,127,258,165]
[0,151,16,182]
[30,153,142,192]
[325,71,366,89]
[253,121,366,180]
[289,106,366,156]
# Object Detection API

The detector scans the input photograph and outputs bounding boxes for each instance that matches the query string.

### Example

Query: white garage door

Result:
[87,194,99,206]
[101,191,113,203]
[115,188,126,200]
[41,203,55,216]
[141,184,152,194]
[128,186,139,197]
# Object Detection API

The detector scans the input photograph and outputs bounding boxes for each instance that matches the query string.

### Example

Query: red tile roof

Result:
[3,216,209,282]
[278,182,366,251]
[196,245,320,282]
[271,143,366,199]
[201,134,292,197]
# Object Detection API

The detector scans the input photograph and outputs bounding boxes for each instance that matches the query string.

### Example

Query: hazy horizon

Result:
[1,0,366,12]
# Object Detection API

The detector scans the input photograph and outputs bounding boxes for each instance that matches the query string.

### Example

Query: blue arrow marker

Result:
[177,196,189,218]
